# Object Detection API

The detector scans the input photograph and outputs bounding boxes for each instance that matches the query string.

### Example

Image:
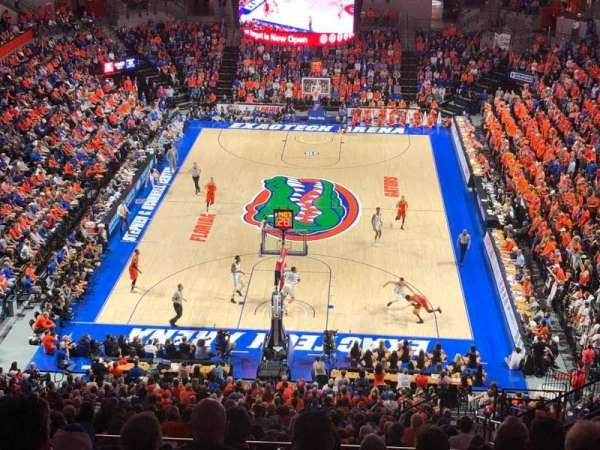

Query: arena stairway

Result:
[133,60,174,100]
[399,50,418,102]
[215,46,239,102]
[165,65,191,111]
[440,93,477,116]
[474,68,519,95]
[440,67,521,116]
[108,23,190,109]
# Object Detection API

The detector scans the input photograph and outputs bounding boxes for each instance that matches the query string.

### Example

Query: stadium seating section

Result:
[0,2,599,449]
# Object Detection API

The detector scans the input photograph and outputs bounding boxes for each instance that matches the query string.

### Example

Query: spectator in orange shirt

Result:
[33,312,55,334]
[581,345,596,370]
[40,330,56,355]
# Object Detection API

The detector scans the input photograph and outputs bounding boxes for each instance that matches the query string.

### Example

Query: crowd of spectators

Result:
[0,23,116,301]
[453,118,563,377]
[478,26,600,380]
[360,6,400,29]
[414,28,504,111]
[0,13,186,334]
[24,116,188,361]
[90,108,184,226]
[2,7,600,450]
[37,327,233,371]
[344,341,487,388]
[1,357,600,450]
[501,218,562,376]
[499,0,590,17]
[22,108,183,343]
[34,325,488,397]
[22,84,169,322]
[118,21,224,104]
[501,0,544,15]
[196,103,297,123]
[234,29,403,107]
[0,2,73,47]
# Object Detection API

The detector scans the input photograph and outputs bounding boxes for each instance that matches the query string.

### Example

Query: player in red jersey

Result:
[129,249,141,292]
[395,195,408,229]
[405,293,442,324]
[275,249,287,287]
[205,177,217,212]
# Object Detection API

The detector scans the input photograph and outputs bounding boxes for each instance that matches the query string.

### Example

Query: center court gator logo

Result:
[243,176,360,241]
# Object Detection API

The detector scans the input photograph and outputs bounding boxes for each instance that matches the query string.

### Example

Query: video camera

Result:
[323,330,338,355]
[215,329,233,357]
[217,329,230,339]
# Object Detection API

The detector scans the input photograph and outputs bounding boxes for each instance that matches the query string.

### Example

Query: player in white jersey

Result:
[280,266,300,314]
[383,277,414,307]
[230,255,245,304]
[371,207,383,243]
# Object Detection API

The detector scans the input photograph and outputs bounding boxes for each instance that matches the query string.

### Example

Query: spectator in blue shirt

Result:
[47,259,57,276]
[126,358,145,383]
[585,162,597,180]
[548,159,561,180]
[194,339,212,360]
[2,262,15,286]
[211,363,225,384]
[21,275,33,294]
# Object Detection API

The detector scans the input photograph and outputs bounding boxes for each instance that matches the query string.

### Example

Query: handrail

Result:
[475,415,502,426]
[473,415,502,442]
[516,376,600,419]
[249,443,416,449]
[97,434,192,442]
[500,387,567,393]
[95,435,421,449]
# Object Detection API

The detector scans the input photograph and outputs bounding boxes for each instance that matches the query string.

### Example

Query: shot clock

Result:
[273,209,294,230]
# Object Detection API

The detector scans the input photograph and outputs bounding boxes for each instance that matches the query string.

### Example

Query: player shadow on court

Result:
[214,295,244,305]
[376,304,416,327]
[253,298,317,319]
[437,260,458,266]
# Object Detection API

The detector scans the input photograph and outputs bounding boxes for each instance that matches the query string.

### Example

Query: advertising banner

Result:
[483,233,524,349]
[243,26,354,46]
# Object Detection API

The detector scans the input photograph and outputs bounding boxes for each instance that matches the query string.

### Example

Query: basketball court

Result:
[96,128,472,341]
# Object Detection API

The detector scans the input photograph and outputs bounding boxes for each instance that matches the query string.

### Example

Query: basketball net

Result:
[277,247,288,292]
[312,86,321,102]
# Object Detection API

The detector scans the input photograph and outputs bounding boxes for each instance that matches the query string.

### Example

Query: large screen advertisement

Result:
[240,0,355,46]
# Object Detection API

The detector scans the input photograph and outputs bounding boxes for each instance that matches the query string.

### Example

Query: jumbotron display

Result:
[240,0,355,46]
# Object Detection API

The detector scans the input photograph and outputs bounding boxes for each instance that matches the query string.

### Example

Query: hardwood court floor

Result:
[96,129,472,340]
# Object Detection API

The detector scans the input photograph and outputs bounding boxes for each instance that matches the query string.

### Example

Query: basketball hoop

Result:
[301,77,331,99]
[260,227,308,257]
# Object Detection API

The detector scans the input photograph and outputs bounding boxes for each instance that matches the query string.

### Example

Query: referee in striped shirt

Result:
[169,284,186,327]
[457,229,471,266]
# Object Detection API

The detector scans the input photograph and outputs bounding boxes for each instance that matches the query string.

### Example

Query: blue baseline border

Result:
[31,121,525,389]
[421,129,525,389]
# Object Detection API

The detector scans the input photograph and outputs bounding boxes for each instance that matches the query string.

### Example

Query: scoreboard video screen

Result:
[239,0,354,35]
